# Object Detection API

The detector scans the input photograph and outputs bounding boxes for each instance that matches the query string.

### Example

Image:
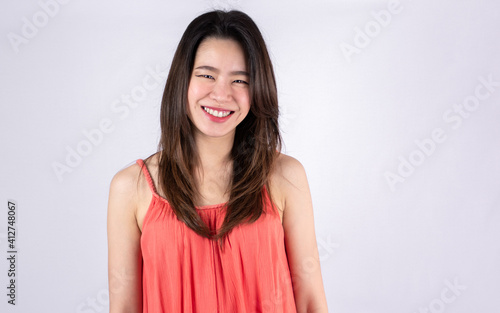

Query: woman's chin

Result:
[194,127,235,140]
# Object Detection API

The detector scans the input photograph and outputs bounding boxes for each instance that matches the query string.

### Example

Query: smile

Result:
[202,106,233,118]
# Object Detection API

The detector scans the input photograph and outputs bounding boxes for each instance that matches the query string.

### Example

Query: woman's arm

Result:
[277,155,329,313]
[107,165,143,313]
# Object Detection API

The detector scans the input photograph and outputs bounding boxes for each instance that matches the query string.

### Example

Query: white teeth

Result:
[203,106,231,117]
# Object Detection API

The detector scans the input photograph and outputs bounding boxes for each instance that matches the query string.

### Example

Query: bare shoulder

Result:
[108,156,159,232]
[270,153,308,191]
[268,153,309,218]
[114,153,160,190]
[108,162,142,211]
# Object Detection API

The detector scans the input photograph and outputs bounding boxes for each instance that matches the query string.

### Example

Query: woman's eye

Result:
[196,74,214,80]
[234,80,249,85]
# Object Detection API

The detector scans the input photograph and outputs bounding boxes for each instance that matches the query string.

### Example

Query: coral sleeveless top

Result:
[136,159,297,313]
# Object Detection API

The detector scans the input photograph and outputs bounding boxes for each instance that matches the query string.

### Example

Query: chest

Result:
[136,170,285,233]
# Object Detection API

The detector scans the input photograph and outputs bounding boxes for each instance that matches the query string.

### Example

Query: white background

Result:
[1,0,499,312]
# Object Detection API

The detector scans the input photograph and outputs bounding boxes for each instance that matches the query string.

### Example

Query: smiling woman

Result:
[107,10,328,313]
[187,38,251,137]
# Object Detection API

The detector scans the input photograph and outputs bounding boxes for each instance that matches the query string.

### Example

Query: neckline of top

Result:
[152,193,227,210]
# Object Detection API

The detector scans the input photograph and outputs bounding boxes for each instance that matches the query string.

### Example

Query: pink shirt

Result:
[137,159,297,312]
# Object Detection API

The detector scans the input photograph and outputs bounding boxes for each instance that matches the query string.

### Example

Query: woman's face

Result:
[187,37,251,139]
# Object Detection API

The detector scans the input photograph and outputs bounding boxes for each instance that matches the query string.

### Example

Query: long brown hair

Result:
[149,10,281,249]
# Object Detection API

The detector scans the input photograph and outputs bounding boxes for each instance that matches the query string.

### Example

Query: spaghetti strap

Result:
[136,159,158,196]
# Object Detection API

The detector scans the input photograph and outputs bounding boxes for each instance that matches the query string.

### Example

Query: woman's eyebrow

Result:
[194,65,249,76]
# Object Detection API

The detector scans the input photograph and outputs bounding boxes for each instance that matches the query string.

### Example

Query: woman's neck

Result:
[194,131,234,173]
[192,131,234,204]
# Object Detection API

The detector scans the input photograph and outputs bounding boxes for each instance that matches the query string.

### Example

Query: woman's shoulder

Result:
[268,152,308,210]
[270,152,307,185]
[274,152,305,174]
[107,161,143,227]
[109,153,160,202]
[110,162,141,195]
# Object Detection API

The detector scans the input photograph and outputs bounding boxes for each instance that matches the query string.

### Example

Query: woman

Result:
[107,10,328,313]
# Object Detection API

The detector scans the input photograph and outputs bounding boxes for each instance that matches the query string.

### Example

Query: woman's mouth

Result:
[202,106,234,118]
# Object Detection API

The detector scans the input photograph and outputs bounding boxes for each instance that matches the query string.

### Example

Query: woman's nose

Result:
[210,79,232,102]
